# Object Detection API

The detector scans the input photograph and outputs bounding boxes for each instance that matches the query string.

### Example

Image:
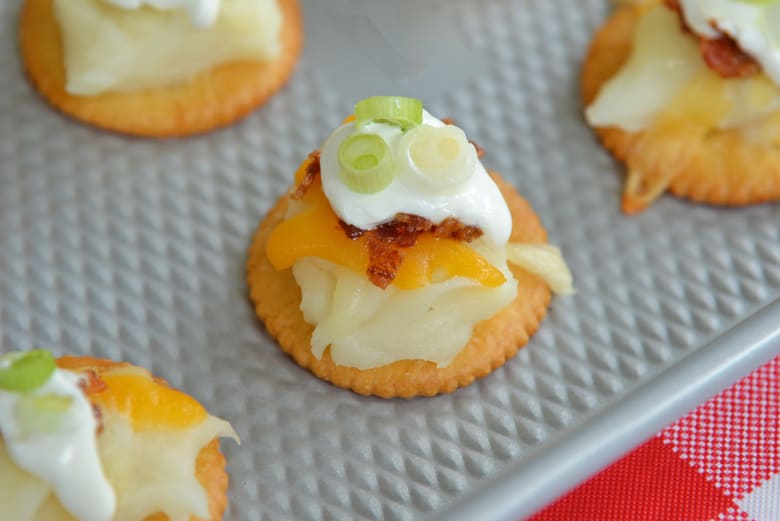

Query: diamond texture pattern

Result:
[1,1,779,520]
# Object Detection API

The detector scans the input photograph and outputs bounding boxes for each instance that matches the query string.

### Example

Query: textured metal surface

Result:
[1,1,780,520]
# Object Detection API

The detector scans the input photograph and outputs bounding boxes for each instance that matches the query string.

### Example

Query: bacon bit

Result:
[375,213,433,247]
[441,117,456,125]
[470,140,486,159]
[291,151,321,200]
[339,220,365,240]
[665,0,760,78]
[366,236,402,289]
[76,370,107,435]
[353,214,485,288]
[338,210,485,276]
[370,213,484,247]
[700,36,760,78]
[78,370,108,395]
[92,403,105,436]
[434,217,483,242]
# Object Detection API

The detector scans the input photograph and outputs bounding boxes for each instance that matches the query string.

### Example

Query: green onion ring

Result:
[355,96,423,130]
[0,350,57,393]
[338,133,395,194]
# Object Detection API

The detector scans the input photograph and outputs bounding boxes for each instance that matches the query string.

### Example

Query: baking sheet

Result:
[1,1,780,520]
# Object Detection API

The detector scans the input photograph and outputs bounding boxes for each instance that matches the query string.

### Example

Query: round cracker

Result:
[56,356,228,521]
[19,0,302,138]
[246,173,552,399]
[582,4,780,213]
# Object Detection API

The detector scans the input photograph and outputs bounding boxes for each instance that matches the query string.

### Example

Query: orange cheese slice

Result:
[90,371,208,432]
[266,158,506,290]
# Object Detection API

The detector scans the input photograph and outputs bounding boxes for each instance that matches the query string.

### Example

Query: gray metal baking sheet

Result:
[1,1,780,520]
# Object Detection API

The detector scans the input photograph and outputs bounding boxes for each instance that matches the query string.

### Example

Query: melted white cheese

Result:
[586,5,705,131]
[0,370,114,521]
[293,240,517,369]
[54,0,283,95]
[97,411,237,521]
[319,111,513,247]
[586,3,780,131]
[102,0,220,27]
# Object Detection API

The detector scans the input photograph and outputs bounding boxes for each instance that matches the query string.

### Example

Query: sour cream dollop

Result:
[103,0,220,27]
[680,0,780,85]
[320,111,513,247]
[0,369,115,521]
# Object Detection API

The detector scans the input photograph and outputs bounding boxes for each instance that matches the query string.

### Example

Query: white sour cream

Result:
[680,0,780,86]
[103,0,220,27]
[320,111,513,247]
[0,369,115,521]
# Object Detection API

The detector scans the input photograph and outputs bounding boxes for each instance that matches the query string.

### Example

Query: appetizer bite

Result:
[0,350,238,521]
[583,0,780,213]
[19,0,302,137]
[247,96,573,398]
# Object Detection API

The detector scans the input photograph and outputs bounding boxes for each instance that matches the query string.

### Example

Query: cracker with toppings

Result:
[247,171,553,399]
[19,0,302,137]
[0,354,235,521]
[582,2,780,213]
[57,356,231,521]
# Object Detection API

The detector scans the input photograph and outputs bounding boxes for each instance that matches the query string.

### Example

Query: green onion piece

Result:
[338,134,395,193]
[400,124,476,191]
[16,394,74,436]
[0,350,57,393]
[354,96,423,130]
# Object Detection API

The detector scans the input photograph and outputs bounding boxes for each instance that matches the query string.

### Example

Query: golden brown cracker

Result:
[56,356,229,521]
[19,0,303,138]
[246,173,552,399]
[582,4,780,213]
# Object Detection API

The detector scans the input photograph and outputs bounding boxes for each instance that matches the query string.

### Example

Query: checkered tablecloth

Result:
[530,356,780,521]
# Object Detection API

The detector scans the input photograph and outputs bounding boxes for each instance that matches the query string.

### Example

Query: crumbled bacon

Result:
[665,0,759,78]
[375,214,433,247]
[471,140,486,160]
[77,370,107,435]
[370,213,483,249]
[78,369,107,395]
[366,236,403,289]
[699,37,760,78]
[664,0,681,14]
[353,214,484,288]
[339,219,365,240]
[291,151,321,200]
[434,217,483,242]
[92,403,105,436]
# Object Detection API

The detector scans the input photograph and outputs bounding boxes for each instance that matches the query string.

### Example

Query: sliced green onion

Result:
[399,124,476,192]
[15,394,74,436]
[338,133,395,193]
[0,350,57,393]
[354,96,423,130]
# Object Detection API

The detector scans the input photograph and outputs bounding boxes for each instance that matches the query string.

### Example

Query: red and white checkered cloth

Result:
[530,356,780,521]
